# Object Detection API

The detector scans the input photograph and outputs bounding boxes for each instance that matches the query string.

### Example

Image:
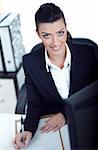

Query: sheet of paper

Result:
[0,114,71,150]
[16,118,63,150]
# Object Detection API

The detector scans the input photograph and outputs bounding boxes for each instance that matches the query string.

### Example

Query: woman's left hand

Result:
[40,113,66,133]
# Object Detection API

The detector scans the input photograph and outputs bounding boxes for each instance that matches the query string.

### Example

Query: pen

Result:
[20,100,28,150]
[21,99,28,132]
[20,116,25,150]
[21,116,24,132]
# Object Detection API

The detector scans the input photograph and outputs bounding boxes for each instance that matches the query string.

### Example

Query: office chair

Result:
[15,37,98,114]
[15,84,27,114]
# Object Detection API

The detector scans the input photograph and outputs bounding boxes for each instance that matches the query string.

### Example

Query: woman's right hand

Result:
[12,131,32,150]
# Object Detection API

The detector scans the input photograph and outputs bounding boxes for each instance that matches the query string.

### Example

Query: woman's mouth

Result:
[51,46,60,50]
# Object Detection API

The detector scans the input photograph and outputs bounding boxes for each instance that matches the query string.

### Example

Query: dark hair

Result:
[35,3,66,30]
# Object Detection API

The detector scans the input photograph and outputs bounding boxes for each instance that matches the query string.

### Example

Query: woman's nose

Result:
[51,36,58,45]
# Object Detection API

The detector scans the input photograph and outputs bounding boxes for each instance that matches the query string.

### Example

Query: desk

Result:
[0,113,71,150]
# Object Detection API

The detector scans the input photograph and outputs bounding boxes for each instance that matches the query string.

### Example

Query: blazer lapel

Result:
[32,68,63,103]
[68,43,84,95]
[30,49,62,103]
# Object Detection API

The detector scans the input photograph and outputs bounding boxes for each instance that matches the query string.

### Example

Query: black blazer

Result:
[23,39,98,136]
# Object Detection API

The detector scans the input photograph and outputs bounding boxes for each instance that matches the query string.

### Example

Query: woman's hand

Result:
[40,113,66,133]
[12,131,32,150]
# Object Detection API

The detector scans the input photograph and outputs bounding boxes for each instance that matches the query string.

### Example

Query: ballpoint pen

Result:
[21,116,24,132]
[20,99,28,150]
[21,99,28,132]
[20,116,25,150]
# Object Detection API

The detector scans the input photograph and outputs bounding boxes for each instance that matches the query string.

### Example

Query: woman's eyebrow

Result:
[56,28,65,33]
[41,28,65,35]
[41,32,50,35]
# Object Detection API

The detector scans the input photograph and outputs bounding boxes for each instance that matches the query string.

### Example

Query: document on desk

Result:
[16,118,65,150]
[0,114,71,150]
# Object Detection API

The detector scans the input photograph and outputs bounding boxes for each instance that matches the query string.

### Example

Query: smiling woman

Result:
[12,2,98,149]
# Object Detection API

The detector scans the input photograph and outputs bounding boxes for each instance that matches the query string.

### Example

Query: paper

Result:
[16,118,64,150]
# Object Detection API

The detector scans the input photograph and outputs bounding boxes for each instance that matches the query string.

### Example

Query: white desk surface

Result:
[0,113,71,150]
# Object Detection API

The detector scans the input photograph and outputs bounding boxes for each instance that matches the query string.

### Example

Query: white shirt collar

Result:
[45,44,71,72]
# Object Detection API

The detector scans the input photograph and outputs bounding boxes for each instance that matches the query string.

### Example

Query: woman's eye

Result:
[43,34,50,39]
[57,31,64,36]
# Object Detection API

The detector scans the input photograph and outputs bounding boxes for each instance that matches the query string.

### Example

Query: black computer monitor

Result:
[66,80,98,149]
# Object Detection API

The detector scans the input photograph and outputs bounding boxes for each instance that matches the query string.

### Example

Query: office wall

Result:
[1,0,98,52]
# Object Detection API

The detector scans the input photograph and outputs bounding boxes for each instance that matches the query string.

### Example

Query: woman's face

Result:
[37,18,67,57]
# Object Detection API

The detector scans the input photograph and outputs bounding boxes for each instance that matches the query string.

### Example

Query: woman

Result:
[13,3,98,149]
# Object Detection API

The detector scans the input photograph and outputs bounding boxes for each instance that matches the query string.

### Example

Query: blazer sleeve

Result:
[23,55,44,137]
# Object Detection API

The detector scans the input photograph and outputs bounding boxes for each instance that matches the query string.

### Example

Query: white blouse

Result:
[45,44,71,99]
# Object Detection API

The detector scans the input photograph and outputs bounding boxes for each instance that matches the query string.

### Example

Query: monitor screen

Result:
[66,80,98,149]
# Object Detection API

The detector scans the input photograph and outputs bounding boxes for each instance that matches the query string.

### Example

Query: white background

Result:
[1,0,98,52]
